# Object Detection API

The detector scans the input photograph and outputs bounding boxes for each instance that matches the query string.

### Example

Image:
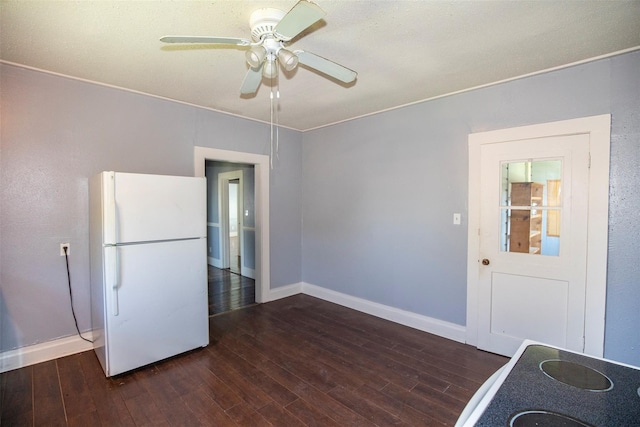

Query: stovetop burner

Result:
[540,359,613,391]
[510,410,593,427]
[467,342,640,426]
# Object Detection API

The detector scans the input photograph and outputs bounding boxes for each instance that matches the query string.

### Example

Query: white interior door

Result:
[228,180,240,270]
[467,115,610,358]
[477,134,590,356]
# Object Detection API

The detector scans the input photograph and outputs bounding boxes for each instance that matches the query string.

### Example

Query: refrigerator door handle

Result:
[109,173,120,316]
[111,246,120,317]
[104,245,119,316]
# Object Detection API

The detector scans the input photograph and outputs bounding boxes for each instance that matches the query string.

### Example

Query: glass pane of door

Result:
[499,160,562,256]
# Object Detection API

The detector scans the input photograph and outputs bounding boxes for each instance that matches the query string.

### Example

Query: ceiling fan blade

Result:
[240,65,263,95]
[273,0,325,41]
[160,36,251,46]
[295,50,357,83]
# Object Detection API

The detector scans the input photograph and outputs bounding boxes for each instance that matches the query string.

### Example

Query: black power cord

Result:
[63,246,94,344]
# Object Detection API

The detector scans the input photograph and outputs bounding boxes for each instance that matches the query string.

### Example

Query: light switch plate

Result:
[453,213,461,225]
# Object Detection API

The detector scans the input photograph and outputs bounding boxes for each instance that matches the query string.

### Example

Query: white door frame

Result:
[466,114,610,357]
[218,170,243,272]
[194,147,270,304]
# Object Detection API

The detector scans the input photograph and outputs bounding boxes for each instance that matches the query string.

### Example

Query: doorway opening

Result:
[205,163,255,315]
[195,146,271,316]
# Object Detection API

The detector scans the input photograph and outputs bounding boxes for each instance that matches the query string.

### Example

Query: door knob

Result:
[482,258,490,265]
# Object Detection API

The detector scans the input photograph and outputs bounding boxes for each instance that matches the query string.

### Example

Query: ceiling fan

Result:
[160,0,357,95]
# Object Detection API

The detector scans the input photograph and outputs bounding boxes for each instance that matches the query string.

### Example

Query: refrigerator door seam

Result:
[104,237,204,247]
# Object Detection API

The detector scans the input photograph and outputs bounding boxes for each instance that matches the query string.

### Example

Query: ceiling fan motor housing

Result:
[247,7,300,75]
[250,8,286,41]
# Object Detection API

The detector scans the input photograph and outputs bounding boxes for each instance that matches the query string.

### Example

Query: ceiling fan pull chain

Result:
[270,85,274,169]
[276,85,280,163]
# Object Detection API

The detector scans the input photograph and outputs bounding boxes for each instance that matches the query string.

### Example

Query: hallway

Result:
[208,264,255,316]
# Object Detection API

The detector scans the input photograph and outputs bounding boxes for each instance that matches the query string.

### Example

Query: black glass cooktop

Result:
[475,345,640,426]
[540,359,612,391]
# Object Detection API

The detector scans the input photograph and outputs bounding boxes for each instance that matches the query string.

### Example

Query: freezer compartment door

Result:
[105,238,208,376]
[111,172,206,244]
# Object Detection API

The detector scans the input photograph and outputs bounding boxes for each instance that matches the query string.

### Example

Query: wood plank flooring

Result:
[1,295,508,426]
[208,265,255,316]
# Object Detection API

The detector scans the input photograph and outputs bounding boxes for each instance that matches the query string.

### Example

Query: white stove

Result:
[456,340,640,426]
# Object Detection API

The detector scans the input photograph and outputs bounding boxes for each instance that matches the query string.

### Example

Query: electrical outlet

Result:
[60,243,70,256]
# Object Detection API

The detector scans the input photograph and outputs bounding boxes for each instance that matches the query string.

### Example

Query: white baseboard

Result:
[0,332,95,373]
[242,267,256,280]
[301,282,467,343]
[208,256,222,268]
[267,282,303,302]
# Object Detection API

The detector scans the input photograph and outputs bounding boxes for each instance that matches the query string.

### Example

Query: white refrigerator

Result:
[89,171,209,377]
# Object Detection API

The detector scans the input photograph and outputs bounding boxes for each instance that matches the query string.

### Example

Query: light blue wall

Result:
[1,51,638,366]
[0,63,303,353]
[605,52,640,365]
[301,50,640,366]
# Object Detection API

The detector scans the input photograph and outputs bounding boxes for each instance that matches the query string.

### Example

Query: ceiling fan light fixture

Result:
[263,59,278,79]
[246,46,267,68]
[277,48,299,72]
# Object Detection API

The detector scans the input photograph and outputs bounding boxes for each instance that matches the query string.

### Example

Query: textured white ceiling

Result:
[2,1,639,131]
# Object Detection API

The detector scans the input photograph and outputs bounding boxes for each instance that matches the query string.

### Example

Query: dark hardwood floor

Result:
[0,295,508,426]
[208,263,255,316]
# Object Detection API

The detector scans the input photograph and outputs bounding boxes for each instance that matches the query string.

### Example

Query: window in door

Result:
[499,160,562,256]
